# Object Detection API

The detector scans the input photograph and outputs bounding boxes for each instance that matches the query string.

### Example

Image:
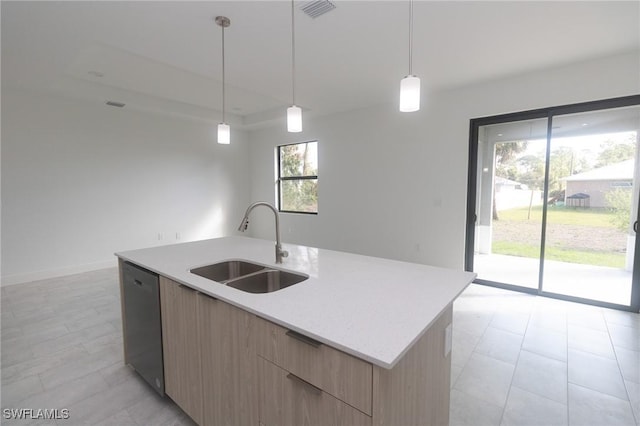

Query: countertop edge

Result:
[115,238,476,369]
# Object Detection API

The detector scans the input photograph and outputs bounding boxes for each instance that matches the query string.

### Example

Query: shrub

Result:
[605,188,632,232]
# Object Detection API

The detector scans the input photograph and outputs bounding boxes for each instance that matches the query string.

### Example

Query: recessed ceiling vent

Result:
[300,0,336,18]
[105,101,125,108]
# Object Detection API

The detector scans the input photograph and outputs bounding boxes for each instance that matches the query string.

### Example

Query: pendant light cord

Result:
[221,24,226,123]
[291,0,296,106]
[409,0,413,76]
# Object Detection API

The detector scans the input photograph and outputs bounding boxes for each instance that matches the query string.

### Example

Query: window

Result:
[277,141,318,213]
[611,181,633,188]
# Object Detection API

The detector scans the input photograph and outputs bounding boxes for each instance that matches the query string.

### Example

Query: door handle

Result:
[634,221,638,233]
[285,330,322,348]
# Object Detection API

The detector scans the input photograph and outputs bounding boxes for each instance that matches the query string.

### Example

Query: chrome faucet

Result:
[238,202,289,264]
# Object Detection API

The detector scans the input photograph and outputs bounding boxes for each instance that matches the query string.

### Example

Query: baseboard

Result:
[1,259,118,287]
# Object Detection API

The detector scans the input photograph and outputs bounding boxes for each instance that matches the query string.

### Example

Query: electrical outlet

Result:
[176,232,181,241]
[157,233,164,241]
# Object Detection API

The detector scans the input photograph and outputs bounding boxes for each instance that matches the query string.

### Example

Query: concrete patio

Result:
[474,253,633,306]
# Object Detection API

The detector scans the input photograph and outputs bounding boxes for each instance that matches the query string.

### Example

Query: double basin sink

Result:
[190,260,308,294]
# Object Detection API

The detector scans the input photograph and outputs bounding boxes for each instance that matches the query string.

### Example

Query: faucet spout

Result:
[238,216,249,232]
[238,202,288,263]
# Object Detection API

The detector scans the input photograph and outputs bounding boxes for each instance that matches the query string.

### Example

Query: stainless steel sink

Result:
[226,269,307,293]
[190,260,264,283]
[190,260,308,293]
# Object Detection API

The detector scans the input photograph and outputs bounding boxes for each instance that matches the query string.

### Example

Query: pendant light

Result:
[287,0,302,132]
[399,0,420,112]
[216,16,231,144]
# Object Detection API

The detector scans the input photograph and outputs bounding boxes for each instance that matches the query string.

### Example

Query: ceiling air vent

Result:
[105,101,125,108]
[300,0,336,19]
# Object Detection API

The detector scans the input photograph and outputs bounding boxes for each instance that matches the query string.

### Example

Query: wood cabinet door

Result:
[159,277,203,424]
[258,357,371,426]
[199,294,257,426]
[256,318,372,415]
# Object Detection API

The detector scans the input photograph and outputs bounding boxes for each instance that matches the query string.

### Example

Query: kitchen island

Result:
[116,236,476,426]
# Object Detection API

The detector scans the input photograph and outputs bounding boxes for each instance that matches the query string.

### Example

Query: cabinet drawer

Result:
[256,318,372,415]
[258,357,371,426]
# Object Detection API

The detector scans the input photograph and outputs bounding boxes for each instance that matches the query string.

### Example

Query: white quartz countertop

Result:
[116,236,476,369]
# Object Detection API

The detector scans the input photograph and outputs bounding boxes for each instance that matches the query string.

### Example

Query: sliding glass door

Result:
[473,117,548,290]
[466,96,640,312]
[542,107,640,305]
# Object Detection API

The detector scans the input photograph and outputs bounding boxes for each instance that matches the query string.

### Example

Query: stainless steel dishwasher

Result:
[121,261,164,396]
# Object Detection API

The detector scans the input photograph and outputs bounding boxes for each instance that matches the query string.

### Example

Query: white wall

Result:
[1,89,251,285]
[247,52,640,270]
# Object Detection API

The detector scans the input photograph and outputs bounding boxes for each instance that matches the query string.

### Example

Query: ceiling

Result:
[484,105,640,144]
[2,1,638,129]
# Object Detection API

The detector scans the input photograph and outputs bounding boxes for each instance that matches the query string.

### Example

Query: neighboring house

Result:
[562,159,635,208]
[494,176,542,211]
[495,176,529,192]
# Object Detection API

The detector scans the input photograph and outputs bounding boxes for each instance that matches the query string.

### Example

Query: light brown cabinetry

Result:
[199,293,257,426]
[256,305,453,426]
[157,274,453,426]
[159,276,203,425]
[372,304,453,426]
[160,276,258,426]
[256,319,372,416]
[258,357,372,426]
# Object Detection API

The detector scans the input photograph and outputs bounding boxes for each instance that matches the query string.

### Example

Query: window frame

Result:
[465,94,640,313]
[277,141,318,215]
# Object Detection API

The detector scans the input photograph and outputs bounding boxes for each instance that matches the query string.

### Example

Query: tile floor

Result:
[451,284,639,426]
[1,267,639,425]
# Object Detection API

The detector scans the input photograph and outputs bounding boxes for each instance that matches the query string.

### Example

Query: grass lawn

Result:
[496,205,617,228]
[492,241,625,268]
[493,205,627,268]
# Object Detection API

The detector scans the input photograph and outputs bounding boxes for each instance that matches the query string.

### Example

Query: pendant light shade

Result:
[287,105,302,132]
[400,75,420,112]
[400,0,420,112]
[216,16,231,144]
[287,0,302,132]
[217,123,230,144]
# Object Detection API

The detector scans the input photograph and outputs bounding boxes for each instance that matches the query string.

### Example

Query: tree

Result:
[606,188,632,232]
[281,144,303,176]
[517,154,545,190]
[548,146,575,192]
[495,141,528,179]
[595,139,635,168]
[599,137,636,231]
[280,143,318,212]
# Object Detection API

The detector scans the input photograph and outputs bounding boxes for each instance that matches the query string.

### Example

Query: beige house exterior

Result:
[562,159,634,208]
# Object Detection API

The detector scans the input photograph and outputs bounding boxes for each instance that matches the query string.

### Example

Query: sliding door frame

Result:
[465,94,640,312]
